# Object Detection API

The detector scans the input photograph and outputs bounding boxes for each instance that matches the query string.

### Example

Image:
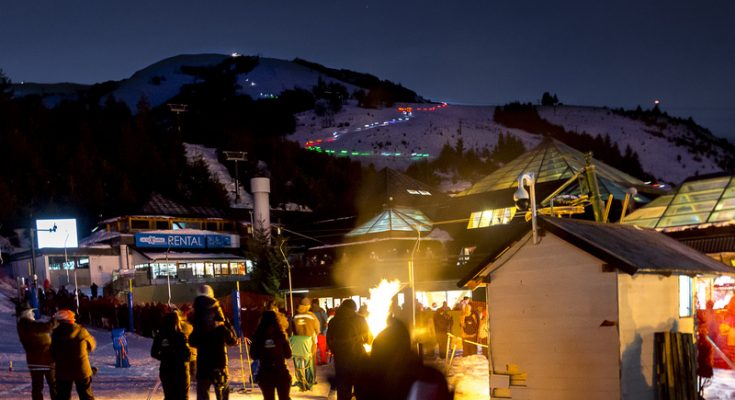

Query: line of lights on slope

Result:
[303,102,448,159]
[306,145,430,159]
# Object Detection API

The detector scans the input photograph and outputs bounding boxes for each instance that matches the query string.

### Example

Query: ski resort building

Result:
[5,194,252,301]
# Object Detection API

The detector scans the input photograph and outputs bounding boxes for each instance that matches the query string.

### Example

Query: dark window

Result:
[206,222,218,231]
[131,220,150,230]
[155,220,170,230]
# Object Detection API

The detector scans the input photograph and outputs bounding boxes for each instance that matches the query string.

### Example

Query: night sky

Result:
[2,1,734,139]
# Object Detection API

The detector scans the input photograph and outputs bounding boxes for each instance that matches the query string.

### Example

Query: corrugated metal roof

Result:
[458,217,733,287]
[542,217,732,275]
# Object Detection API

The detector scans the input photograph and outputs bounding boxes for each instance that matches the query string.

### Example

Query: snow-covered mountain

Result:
[109,54,360,110]
[12,53,733,186]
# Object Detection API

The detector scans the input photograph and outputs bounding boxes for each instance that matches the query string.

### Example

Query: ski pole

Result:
[244,337,255,389]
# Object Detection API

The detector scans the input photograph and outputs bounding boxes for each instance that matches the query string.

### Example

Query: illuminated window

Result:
[467,207,517,229]
[151,263,176,278]
[679,276,693,317]
[457,246,476,266]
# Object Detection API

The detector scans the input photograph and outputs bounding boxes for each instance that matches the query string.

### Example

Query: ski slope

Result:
[292,103,726,185]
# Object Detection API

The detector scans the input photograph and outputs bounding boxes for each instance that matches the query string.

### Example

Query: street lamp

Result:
[29,223,57,318]
[514,173,539,245]
[61,230,80,315]
[277,230,294,318]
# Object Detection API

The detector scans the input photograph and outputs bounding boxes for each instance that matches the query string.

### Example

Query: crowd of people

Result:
[15,283,461,400]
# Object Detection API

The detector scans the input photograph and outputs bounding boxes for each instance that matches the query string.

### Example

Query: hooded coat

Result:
[51,322,96,381]
[189,296,238,380]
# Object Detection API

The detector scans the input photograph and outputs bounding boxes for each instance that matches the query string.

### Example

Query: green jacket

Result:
[17,318,55,370]
[51,322,96,380]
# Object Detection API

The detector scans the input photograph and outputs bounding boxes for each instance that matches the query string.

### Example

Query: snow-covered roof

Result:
[78,230,130,247]
[143,192,228,217]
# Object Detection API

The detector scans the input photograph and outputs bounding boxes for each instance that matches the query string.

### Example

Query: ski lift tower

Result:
[167,103,188,135]
[223,151,248,203]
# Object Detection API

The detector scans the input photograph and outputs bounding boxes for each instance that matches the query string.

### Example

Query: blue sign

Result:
[206,234,232,248]
[135,233,232,249]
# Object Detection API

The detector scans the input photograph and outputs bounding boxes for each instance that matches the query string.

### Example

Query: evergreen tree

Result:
[491,132,526,164]
[246,229,287,297]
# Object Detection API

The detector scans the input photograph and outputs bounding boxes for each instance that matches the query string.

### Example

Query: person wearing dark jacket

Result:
[361,318,422,400]
[17,307,57,400]
[151,312,192,400]
[326,299,371,400]
[251,311,292,400]
[189,285,238,400]
[51,309,96,400]
[432,308,453,359]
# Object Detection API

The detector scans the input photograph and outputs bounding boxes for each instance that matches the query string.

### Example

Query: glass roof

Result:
[346,207,433,237]
[622,176,735,229]
[546,175,648,203]
[458,138,645,196]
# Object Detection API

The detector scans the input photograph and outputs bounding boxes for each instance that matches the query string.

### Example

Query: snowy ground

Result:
[0,280,732,399]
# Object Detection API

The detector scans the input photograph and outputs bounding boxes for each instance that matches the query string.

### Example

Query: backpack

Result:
[463,315,478,336]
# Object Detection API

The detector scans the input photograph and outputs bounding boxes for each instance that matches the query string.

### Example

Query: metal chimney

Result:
[251,177,271,238]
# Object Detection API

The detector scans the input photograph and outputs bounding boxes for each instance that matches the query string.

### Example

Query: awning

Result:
[139,251,247,262]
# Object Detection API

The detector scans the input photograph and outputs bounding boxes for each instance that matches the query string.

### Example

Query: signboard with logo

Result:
[135,233,233,249]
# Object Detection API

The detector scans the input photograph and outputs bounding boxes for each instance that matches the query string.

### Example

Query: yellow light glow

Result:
[366,279,402,342]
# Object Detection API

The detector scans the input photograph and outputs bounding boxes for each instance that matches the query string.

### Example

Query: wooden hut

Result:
[459,216,733,399]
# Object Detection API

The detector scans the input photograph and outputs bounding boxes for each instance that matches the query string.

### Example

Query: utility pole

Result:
[224,151,248,203]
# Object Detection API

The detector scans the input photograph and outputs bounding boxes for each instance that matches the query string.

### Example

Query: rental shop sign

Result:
[135,233,232,249]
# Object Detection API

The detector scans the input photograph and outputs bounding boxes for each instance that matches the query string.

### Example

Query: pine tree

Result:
[246,229,286,297]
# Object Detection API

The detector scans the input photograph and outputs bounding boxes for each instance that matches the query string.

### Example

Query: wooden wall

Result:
[617,273,691,399]
[487,234,621,400]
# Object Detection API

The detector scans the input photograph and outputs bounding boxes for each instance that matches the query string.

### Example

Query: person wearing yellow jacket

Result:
[51,309,96,400]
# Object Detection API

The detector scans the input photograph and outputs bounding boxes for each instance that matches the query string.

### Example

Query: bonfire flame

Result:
[364,279,402,352]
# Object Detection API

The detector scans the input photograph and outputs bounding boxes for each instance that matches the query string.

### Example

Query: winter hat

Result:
[300,297,311,306]
[198,284,215,298]
[55,309,75,323]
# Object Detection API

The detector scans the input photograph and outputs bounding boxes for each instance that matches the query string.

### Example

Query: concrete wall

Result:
[487,234,620,400]
[617,273,691,399]
[88,254,120,287]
